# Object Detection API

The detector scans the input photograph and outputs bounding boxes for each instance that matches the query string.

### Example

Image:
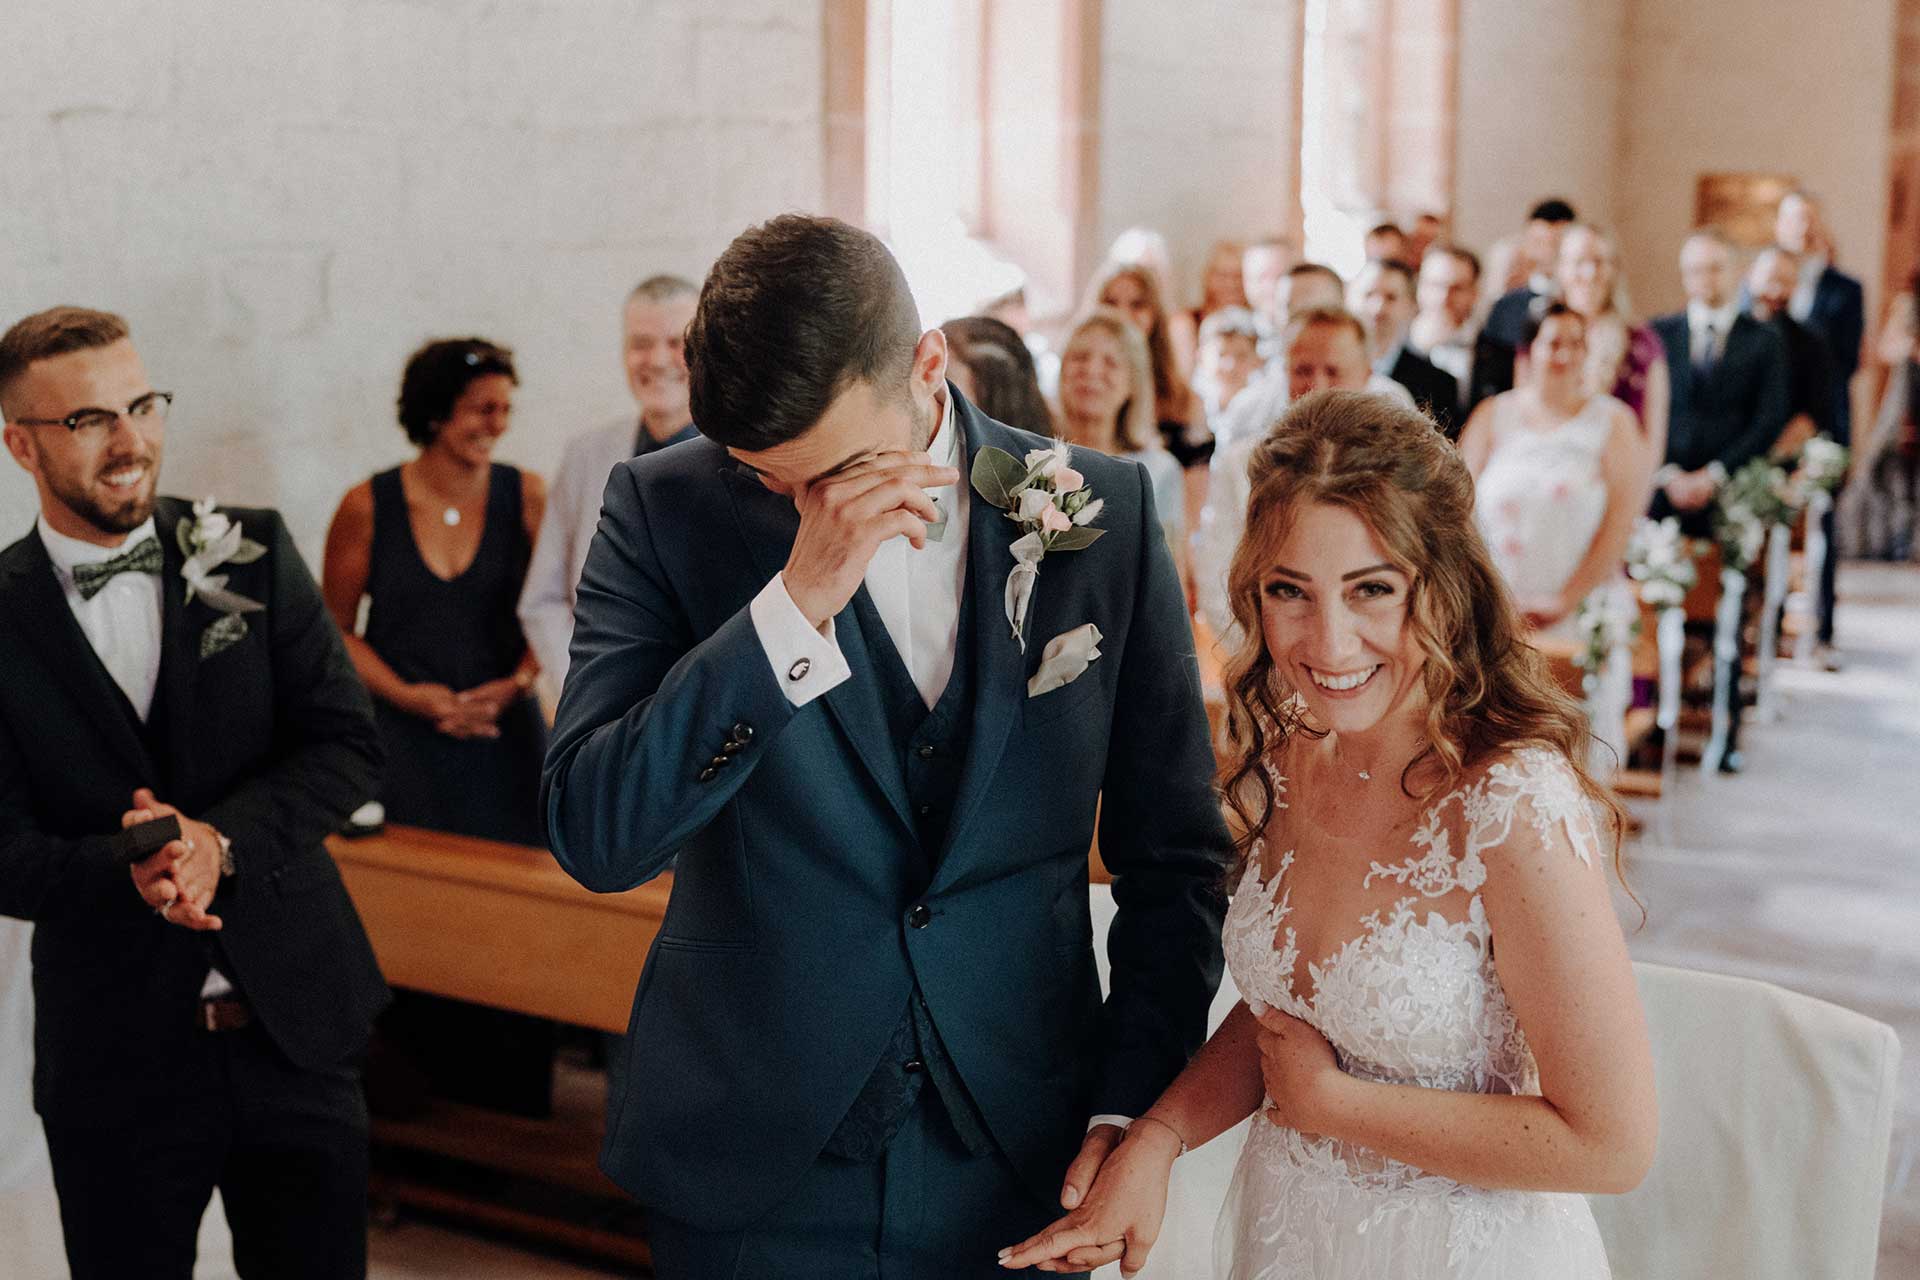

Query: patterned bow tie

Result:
[71,535,164,601]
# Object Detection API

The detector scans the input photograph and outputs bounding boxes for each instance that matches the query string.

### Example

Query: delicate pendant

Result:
[1357,770,1371,781]
[443,507,461,527]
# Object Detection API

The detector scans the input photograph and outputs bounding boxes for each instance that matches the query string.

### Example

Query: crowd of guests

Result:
[0,181,1897,1277]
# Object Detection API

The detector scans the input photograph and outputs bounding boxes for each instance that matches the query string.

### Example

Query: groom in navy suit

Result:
[543,215,1230,1276]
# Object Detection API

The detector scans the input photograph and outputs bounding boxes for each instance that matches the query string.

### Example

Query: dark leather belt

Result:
[198,995,252,1033]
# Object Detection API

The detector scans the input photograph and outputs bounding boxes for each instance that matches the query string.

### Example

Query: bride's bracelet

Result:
[1129,1114,1189,1157]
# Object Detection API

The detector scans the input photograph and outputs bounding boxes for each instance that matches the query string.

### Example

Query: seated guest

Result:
[1459,304,1647,775]
[0,305,387,1279]
[940,314,1054,435]
[519,276,699,710]
[1277,261,1346,320]
[1409,243,1514,430]
[1651,228,1792,773]
[1193,238,1251,328]
[1059,308,1186,567]
[1485,198,1578,351]
[1194,307,1414,643]
[1102,226,1199,375]
[1557,224,1669,462]
[1350,257,1459,434]
[1091,261,1210,468]
[1195,306,1263,422]
[1241,234,1297,356]
[322,337,554,1115]
[1407,209,1447,267]
[1363,220,1409,264]
[1746,247,1834,458]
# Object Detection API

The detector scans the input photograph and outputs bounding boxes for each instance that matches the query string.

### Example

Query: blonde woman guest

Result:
[1059,308,1186,574]
[1557,223,1669,475]
[1092,261,1210,468]
[1003,389,1654,1278]
[1193,238,1252,329]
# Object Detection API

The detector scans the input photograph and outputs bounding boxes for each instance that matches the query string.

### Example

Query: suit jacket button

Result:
[916,744,935,760]
[732,722,755,742]
[787,658,811,682]
[698,767,718,783]
[908,904,932,929]
[902,1057,924,1074]
[710,755,732,769]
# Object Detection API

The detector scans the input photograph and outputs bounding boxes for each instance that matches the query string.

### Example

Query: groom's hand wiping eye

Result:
[782,451,959,629]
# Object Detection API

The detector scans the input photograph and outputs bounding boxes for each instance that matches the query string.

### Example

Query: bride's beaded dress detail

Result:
[1216,748,1613,1278]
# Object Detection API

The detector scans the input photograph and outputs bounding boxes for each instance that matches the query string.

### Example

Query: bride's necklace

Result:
[442,505,461,527]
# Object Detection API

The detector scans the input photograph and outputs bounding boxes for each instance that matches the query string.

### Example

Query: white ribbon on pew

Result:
[1798,489,1832,668]
[1702,567,1746,773]
[1754,522,1791,723]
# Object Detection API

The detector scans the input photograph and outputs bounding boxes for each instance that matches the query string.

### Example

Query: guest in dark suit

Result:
[544,215,1229,1278]
[1483,198,1578,352]
[1410,244,1513,432]
[0,307,387,1279]
[1747,247,1835,452]
[1351,258,1459,435]
[1775,191,1865,658]
[1650,229,1792,533]
[1651,232,1791,773]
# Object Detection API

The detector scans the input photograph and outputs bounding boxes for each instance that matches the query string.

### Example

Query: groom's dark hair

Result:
[688,214,922,451]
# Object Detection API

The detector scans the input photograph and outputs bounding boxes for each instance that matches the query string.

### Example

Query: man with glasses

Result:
[0,306,388,1278]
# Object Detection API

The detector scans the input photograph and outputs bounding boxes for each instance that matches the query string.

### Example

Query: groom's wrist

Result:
[748,575,850,708]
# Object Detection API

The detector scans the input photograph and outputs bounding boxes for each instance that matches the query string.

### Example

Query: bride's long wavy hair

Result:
[1218,389,1629,884]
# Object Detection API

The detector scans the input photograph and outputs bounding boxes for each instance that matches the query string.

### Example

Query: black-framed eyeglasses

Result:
[9,391,173,435]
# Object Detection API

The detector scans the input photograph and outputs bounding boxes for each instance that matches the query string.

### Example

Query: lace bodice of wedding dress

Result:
[1215,748,1613,1279]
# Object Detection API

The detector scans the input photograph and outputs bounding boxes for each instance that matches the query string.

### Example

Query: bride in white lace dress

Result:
[1003,390,1655,1279]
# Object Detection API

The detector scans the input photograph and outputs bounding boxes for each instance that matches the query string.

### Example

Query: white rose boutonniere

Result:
[970,441,1106,651]
[178,497,268,658]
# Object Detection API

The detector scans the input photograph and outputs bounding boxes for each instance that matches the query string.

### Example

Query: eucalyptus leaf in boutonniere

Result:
[177,497,267,657]
[971,440,1106,650]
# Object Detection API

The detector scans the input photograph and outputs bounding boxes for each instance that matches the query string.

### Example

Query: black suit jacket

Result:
[1769,312,1836,436]
[1803,266,1865,442]
[1652,311,1791,474]
[1384,344,1462,437]
[0,498,388,1126]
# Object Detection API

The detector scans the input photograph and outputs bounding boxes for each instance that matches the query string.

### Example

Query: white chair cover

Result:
[1591,962,1900,1280]
[1089,882,1244,1279]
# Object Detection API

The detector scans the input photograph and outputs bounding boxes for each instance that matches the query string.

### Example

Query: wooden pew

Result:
[328,827,670,1270]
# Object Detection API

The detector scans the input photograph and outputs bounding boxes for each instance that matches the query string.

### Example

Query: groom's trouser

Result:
[43,1018,369,1280]
[646,1091,1088,1280]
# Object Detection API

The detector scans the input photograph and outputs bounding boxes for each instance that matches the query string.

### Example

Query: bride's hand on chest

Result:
[1253,1003,1346,1133]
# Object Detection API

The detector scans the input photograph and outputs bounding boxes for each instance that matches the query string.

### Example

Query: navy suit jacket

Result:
[1802,266,1865,442]
[542,391,1229,1229]
[1651,311,1791,476]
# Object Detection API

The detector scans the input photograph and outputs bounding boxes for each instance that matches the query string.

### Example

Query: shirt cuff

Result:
[1087,1114,1133,1132]
[749,574,851,707]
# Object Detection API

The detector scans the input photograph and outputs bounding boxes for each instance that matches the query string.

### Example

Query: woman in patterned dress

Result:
[1002,390,1655,1279]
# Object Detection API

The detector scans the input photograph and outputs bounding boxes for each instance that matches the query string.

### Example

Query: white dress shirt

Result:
[749,390,969,711]
[40,514,232,996]
[38,515,164,721]
[1686,299,1740,367]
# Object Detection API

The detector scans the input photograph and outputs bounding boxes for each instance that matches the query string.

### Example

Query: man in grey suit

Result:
[542,215,1229,1277]
[518,275,701,709]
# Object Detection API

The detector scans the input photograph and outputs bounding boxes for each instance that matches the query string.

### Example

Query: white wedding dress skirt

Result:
[1214,751,1612,1279]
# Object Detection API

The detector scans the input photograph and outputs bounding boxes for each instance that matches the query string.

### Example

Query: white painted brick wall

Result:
[1096,0,1300,314]
[0,0,825,562]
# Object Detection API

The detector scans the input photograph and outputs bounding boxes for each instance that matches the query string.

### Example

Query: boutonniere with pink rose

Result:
[970,441,1105,651]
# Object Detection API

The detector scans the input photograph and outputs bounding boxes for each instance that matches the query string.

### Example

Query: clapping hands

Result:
[123,787,224,931]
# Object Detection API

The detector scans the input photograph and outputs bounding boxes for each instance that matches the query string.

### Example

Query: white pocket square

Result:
[1027,623,1102,698]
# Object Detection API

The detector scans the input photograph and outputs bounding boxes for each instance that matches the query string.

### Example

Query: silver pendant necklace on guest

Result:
[442,506,461,527]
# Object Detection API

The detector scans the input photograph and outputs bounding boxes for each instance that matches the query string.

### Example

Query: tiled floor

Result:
[1613,560,1919,1278]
